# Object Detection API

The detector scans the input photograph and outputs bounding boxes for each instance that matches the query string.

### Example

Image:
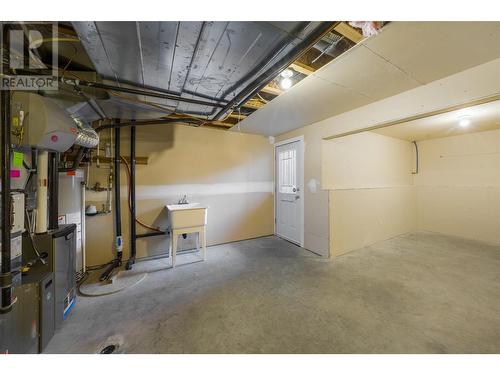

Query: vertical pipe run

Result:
[412,141,419,175]
[114,122,122,260]
[35,150,48,234]
[0,77,12,313]
[1,22,13,313]
[48,152,59,230]
[99,120,122,281]
[81,181,86,274]
[126,124,136,270]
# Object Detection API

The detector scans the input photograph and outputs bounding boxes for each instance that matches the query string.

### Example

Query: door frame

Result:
[273,135,305,247]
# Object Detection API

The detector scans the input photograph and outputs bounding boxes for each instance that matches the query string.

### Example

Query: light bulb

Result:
[280,77,292,90]
[459,117,471,128]
[280,69,293,78]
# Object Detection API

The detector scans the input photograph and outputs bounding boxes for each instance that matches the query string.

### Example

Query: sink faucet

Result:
[178,194,189,204]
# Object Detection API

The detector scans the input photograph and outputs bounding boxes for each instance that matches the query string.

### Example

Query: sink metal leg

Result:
[200,227,206,261]
[171,231,178,268]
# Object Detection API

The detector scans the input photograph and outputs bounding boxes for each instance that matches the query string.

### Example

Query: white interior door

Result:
[275,139,303,246]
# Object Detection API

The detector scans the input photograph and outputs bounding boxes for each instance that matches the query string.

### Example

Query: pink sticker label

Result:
[11,169,21,178]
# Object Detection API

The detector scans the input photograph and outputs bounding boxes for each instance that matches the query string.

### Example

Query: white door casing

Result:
[275,137,304,246]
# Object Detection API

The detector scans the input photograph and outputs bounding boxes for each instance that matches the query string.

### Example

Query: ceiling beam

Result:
[290,61,316,76]
[227,113,247,120]
[261,85,282,96]
[207,121,233,128]
[334,22,363,43]
[242,99,264,110]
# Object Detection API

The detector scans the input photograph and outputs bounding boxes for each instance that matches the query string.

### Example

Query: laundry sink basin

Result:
[166,203,208,229]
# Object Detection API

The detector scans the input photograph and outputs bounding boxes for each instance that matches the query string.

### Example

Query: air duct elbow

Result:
[74,119,99,148]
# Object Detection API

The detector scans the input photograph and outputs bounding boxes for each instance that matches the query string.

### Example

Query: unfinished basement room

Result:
[1,2,500,371]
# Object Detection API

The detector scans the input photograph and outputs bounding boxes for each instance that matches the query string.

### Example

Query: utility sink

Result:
[166,203,208,229]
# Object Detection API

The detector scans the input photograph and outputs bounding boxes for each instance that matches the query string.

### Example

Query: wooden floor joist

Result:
[261,85,283,96]
[290,62,316,76]
[242,99,265,110]
[334,22,363,43]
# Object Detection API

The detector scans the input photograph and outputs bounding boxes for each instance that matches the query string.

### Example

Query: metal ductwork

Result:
[72,21,335,122]
[11,92,99,152]
[73,119,99,149]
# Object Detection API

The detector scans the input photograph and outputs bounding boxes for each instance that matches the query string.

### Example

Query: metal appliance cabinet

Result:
[34,224,77,329]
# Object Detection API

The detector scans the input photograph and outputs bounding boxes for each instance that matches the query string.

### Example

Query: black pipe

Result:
[1,23,13,314]
[94,118,203,133]
[97,76,230,104]
[99,120,123,281]
[114,123,122,242]
[60,77,227,109]
[126,124,136,270]
[31,148,37,171]
[59,146,88,172]
[99,258,120,282]
[135,231,166,239]
[48,152,59,230]
[214,22,335,120]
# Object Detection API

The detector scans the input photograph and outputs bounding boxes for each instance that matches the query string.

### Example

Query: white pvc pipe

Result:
[35,150,48,234]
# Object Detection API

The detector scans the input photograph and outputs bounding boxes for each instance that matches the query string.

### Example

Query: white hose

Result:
[77,271,147,297]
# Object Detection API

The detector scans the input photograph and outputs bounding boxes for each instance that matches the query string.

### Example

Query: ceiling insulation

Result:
[235,21,500,136]
[71,21,333,121]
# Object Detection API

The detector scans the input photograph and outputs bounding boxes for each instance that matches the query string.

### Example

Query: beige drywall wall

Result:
[323,132,416,256]
[85,124,274,267]
[415,128,500,244]
[330,187,416,256]
[276,57,500,256]
[322,132,414,189]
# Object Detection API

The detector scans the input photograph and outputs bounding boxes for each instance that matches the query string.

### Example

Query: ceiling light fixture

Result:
[280,69,293,78]
[458,116,471,128]
[280,77,293,90]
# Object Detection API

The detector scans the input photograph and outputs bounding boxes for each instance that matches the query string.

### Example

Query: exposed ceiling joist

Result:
[334,22,363,43]
[261,85,283,96]
[206,121,233,128]
[228,113,247,120]
[291,62,316,76]
[242,99,265,110]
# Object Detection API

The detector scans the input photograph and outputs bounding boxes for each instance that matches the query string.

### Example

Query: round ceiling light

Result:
[280,69,293,78]
[280,77,293,90]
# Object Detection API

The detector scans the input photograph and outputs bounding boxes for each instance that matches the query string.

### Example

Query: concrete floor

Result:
[45,232,500,353]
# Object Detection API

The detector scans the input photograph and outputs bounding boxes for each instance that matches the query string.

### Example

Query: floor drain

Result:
[100,344,117,354]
